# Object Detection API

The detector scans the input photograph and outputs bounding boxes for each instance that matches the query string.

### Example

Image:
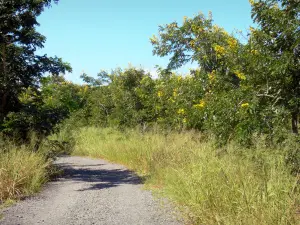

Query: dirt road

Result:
[0,156,181,225]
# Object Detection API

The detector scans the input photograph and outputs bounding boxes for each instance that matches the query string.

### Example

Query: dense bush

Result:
[0,145,49,202]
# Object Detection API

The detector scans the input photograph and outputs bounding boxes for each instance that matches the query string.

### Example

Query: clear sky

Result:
[37,0,253,83]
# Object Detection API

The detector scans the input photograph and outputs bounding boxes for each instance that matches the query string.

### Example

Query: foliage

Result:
[248,0,300,134]
[147,1,300,143]
[0,0,71,137]
[1,0,298,146]
[1,75,85,145]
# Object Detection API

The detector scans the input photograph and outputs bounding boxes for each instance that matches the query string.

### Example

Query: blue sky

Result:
[37,0,253,83]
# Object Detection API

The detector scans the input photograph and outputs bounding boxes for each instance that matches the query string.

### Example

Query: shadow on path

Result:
[57,162,142,191]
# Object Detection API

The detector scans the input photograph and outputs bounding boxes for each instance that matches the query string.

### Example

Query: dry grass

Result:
[73,127,300,224]
[0,146,48,203]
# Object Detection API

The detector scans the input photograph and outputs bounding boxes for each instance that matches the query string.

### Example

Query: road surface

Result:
[0,156,181,225]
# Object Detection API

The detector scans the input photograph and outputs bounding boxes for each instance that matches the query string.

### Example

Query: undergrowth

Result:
[0,141,49,203]
[73,127,300,224]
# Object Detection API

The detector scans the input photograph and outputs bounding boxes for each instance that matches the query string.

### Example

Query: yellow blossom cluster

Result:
[251,49,259,55]
[150,35,158,44]
[168,98,175,103]
[227,38,238,49]
[167,23,177,29]
[183,16,188,23]
[249,0,255,5]
[177,108,185,115]
[222,30,229,36]
[191,24,205,34]
[249,27,257,35]
[194,100,205,109]
[212,25,220,32]
[189,40,195,48]
[157,91,163,97]
[241,103,249,108]
[234,70,246,80]
[182,118,187,123]
[155,105,162,111]
[214,45,226,57]
[173,89,178,97]
[208,70,216,82]
[83,85,89,93]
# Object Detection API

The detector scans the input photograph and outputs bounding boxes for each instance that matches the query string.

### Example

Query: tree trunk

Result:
[0,92,8,121]
[292,112,298,134]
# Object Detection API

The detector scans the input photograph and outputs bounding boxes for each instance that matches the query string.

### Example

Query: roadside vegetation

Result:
[72,127,299,224]
[0,141,48,203]
[0,0,300,224]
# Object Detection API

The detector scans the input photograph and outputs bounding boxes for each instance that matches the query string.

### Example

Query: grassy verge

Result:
[0,145,49,203]
[73,127,300,224]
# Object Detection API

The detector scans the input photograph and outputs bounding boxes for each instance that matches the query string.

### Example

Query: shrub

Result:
[0,146,48,202]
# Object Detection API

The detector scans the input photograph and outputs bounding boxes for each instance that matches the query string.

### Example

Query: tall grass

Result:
[73,127,300,224]
[0,145,49,203]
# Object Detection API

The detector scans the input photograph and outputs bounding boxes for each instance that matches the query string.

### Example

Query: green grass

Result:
[73,127,300,224]
[0,145,49,203]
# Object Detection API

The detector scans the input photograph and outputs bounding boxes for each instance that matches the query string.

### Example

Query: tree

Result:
[0,0,71,124]
[151,4,299,136]
[151,12,243,74]
[250,0,300,134]
[150,13,257,143]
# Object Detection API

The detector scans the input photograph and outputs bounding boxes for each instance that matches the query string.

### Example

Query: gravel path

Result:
[0,156,181,225]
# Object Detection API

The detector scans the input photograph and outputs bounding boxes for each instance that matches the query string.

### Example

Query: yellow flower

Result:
[194,99,205,109]
[177,108,185,115]
[249,27,257,34]
[213,25,220,32]
[222,30,229,36]
[150,35,158,44]
[168,98,175,103]
[234,70,246,80]
[84,85,88,93]
[251,49,259,55]
[199,100,205,107]
[208,70,216,82]
[173,89,178,97]
[182,118,187,123]
[214,45,226,57]
[241,103,249,108]
[157,91,163,97]
[189,40,195,48]
[249,0,255,5]
[167,23,177,29]
[177,76,182,82]
[227,37,238,49]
